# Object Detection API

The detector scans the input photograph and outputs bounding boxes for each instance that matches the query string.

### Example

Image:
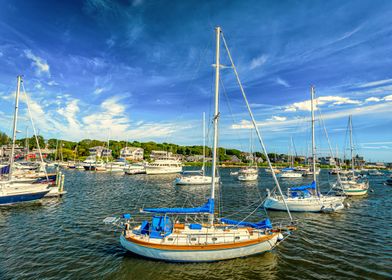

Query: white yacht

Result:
[106,159,127,172]
[145,157,182,175]
[124,162,146,175]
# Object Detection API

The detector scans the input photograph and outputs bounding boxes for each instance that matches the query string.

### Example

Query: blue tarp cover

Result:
[143,198,214,214]
[220,218,272,229]
[290,181,316,191]
[0,165,10,175]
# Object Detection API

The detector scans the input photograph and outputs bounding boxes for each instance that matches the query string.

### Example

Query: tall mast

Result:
[311,86,317,185]
[202,112,206,176]
[9,75,22,181]
[209,26,221,225]
[349,115,354,174]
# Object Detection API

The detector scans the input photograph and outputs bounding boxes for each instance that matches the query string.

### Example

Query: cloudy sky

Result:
[0,0,391,161]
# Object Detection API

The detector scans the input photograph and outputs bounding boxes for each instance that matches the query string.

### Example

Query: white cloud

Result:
[383,95,392,101]
[285,95,361,112]
[365,97,381,103]
[94,87,106,95]
[357,78,392,88]
[276,77,290,88]
[269,116,287,122]
[24,49,50,76]
[47,80,59,86]
[249,54,268,70]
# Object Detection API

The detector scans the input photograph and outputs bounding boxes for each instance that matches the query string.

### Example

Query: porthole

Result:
[212,237,218,241]
[235,236,240,240]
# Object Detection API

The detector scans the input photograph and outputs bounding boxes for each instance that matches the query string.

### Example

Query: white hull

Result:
[145,166,182,175]
[277,172,302,178]
[238,174,258,181]
[120,234,278,262]
[264,195,345,212]
[175,175,219,185]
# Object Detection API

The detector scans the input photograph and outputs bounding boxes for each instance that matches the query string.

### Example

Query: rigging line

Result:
[219,76,246,154]
[220,31,293,221]
[317,107,343,187]
[21,81,48,181]
[222,198,267,228]
[219,197,263,219]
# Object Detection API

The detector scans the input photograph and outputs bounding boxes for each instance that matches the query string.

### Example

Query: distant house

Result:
[319,157,336,166]
[186,155,204,162]
[89,146,112,158]
[120,147,144,161]
[0,144,24,160]
[227,155,241,163]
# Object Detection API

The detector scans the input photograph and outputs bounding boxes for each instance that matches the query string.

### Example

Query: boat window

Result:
[235,236,240,240]
[190,237,197,241]
[212,237,218,241]
[167,237,173,241]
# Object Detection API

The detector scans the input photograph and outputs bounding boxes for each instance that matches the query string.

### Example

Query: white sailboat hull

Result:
[175,175,219,185]
[238,174,258,181]
[120,234,278,262]
[277,172,302,178]
[264,195,345,212]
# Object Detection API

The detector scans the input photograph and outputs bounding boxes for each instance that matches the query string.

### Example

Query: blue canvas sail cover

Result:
[220,218,272,229]
[0,165,10,175]
[290,181,316,191]
[142,198,214,214]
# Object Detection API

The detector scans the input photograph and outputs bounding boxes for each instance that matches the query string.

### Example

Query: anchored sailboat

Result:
[118,27,295,262]
[264,86,346,212]
[0,76,50,205]
[333,116,369,196]
[175,113,220,185]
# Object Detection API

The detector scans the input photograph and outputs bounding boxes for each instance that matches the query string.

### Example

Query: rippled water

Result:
[1,169,391,280]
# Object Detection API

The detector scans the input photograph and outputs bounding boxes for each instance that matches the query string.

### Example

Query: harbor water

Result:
[0,169,391,280]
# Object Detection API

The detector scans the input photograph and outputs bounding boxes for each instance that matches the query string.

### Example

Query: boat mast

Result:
[310,86,317,186]
[9,75,22,181]
[209,26,221,226]
[202,112,206,176]
[349,115,354,174]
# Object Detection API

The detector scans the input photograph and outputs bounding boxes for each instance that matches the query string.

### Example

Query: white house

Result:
[120,147,144,161]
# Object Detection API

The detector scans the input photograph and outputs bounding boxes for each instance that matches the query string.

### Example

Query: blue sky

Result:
[0,0,391,161]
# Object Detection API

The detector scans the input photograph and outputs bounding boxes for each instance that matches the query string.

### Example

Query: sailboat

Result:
[264,86,346,212]
[333,116,369,196]
[118,27,295,262]
[277,137,302,178]
[0,76,50,205]
[175,113,219,185]
[238,130,258,181]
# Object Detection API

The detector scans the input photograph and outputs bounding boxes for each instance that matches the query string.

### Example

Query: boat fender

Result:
[277,233,284,241]
[344,202,350,208]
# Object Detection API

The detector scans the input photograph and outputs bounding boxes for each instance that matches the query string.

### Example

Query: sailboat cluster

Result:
[0,76,66,205]
[1,27,388,264]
